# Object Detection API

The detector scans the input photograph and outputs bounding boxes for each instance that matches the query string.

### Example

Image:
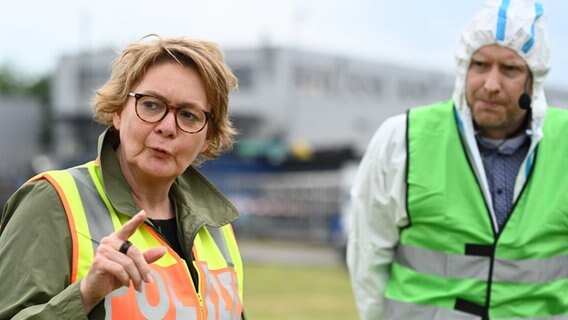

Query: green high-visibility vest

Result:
[384,100,568,319]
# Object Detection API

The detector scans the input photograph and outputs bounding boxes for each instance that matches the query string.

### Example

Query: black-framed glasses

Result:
[128,92,212,134]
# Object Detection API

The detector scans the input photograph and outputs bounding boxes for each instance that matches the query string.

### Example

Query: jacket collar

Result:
[96,128,239,227]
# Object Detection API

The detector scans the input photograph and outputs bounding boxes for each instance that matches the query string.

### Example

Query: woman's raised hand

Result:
[79,210,167,312]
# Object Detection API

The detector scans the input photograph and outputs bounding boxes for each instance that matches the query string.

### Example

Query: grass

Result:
[243,263,359,320]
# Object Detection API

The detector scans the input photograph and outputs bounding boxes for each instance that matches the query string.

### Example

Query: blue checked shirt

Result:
[476,132,531,230]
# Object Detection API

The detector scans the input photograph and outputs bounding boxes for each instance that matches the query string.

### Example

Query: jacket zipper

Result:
[144,219,207,317]
[186,222,206,318]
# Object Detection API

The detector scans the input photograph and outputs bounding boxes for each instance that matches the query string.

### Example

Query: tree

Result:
[0,63,53,150]
[0,64,28,96]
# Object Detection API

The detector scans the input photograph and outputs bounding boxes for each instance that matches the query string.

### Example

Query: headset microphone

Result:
[518,74,532,110]
[518,93,531,110]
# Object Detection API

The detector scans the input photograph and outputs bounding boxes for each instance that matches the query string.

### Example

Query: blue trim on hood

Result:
[496,0,511,41]
[521,3,544,53]
[453,106,465,133]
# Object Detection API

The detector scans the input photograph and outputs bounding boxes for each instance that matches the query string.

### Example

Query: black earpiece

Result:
[518,93,531,110]
[518,73,532,110]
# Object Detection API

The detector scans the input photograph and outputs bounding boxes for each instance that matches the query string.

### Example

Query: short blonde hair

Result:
[93,34,238,163]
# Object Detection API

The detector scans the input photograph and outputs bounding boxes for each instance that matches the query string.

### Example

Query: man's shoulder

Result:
[542,107,568,132]
[409,99,454,114]
[376,113,407,138]
[546,106,568,116]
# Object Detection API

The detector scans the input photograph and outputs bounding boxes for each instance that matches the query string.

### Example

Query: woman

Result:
[0,35,244,319]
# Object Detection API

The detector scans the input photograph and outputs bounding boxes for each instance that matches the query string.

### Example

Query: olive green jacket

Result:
[0,129,240,319]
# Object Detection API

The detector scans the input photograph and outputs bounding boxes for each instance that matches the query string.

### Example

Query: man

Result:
[347,0,568,319]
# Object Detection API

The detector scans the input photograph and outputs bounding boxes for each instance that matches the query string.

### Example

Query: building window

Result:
[396,80,431,100]
[233,66,253,90]
[294,66,333,94]
[78,67,108,96]
[345,74,383,98]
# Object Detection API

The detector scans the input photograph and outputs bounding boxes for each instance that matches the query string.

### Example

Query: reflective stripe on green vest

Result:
[37,161,243,319]
[384,100,568,319]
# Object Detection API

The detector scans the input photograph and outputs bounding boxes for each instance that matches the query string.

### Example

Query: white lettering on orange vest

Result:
[104,287,128,320]
[162,269,200,319]
[201,265,241,320]
[103,267,239,319]
[104,268,203,319]
[135,269,170,319]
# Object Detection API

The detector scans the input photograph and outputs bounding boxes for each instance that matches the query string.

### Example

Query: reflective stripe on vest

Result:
[384,298,568,320]
[395,243,568,283]
[384,298,481,320]
[35,161,243,319]
[384,101,568,319]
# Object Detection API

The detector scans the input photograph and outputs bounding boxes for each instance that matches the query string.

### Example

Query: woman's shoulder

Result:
[0,178,75,319]
[1,178,67,234]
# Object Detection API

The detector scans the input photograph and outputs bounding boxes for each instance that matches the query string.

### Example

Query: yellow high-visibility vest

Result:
[33,160,243,319]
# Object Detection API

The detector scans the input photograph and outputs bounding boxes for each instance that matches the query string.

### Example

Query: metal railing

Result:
[208,170,344,243]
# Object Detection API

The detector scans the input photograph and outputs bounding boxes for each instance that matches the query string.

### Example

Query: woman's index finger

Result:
[116,210,147,240]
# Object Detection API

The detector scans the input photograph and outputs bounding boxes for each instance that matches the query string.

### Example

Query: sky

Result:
[2,0,567,88]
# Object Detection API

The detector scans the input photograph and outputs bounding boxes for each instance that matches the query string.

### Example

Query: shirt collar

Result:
[475,130,530,155]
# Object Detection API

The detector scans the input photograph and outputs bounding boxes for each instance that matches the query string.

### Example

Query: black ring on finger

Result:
[119,240,133,255]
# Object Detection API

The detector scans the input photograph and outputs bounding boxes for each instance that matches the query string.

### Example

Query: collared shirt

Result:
[476,132,531,229]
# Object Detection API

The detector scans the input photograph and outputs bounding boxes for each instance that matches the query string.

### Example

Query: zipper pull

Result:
[197,293,205,317]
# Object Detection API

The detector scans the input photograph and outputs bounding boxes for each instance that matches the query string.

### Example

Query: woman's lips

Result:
[149,146,172,157]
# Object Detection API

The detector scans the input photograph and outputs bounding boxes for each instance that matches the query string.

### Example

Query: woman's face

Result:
[113,61,209,182]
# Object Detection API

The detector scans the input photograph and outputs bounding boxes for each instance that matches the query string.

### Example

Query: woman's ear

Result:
[112,109,122,130]
[200,140,209,153]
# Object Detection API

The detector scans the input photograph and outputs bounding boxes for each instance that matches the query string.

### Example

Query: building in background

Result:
[51,50,112,164]
[0,97,42,204]
[50,46,459,165]
[39,46,568,245]
[51,46,568,165]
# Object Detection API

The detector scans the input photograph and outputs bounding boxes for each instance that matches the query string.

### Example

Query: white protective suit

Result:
[346,0,551,319]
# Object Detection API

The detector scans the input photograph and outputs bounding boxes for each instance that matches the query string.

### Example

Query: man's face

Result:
[466,45,530,139]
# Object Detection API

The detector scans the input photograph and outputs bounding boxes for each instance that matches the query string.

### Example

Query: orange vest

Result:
[34,161,243,319]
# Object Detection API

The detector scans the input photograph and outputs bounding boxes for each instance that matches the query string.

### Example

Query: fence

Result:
[206,169,345,243]
[1,162,352,245]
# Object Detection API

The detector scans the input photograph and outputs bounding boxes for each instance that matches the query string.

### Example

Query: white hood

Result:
[452,0,550,133]
[450,0,550,231]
